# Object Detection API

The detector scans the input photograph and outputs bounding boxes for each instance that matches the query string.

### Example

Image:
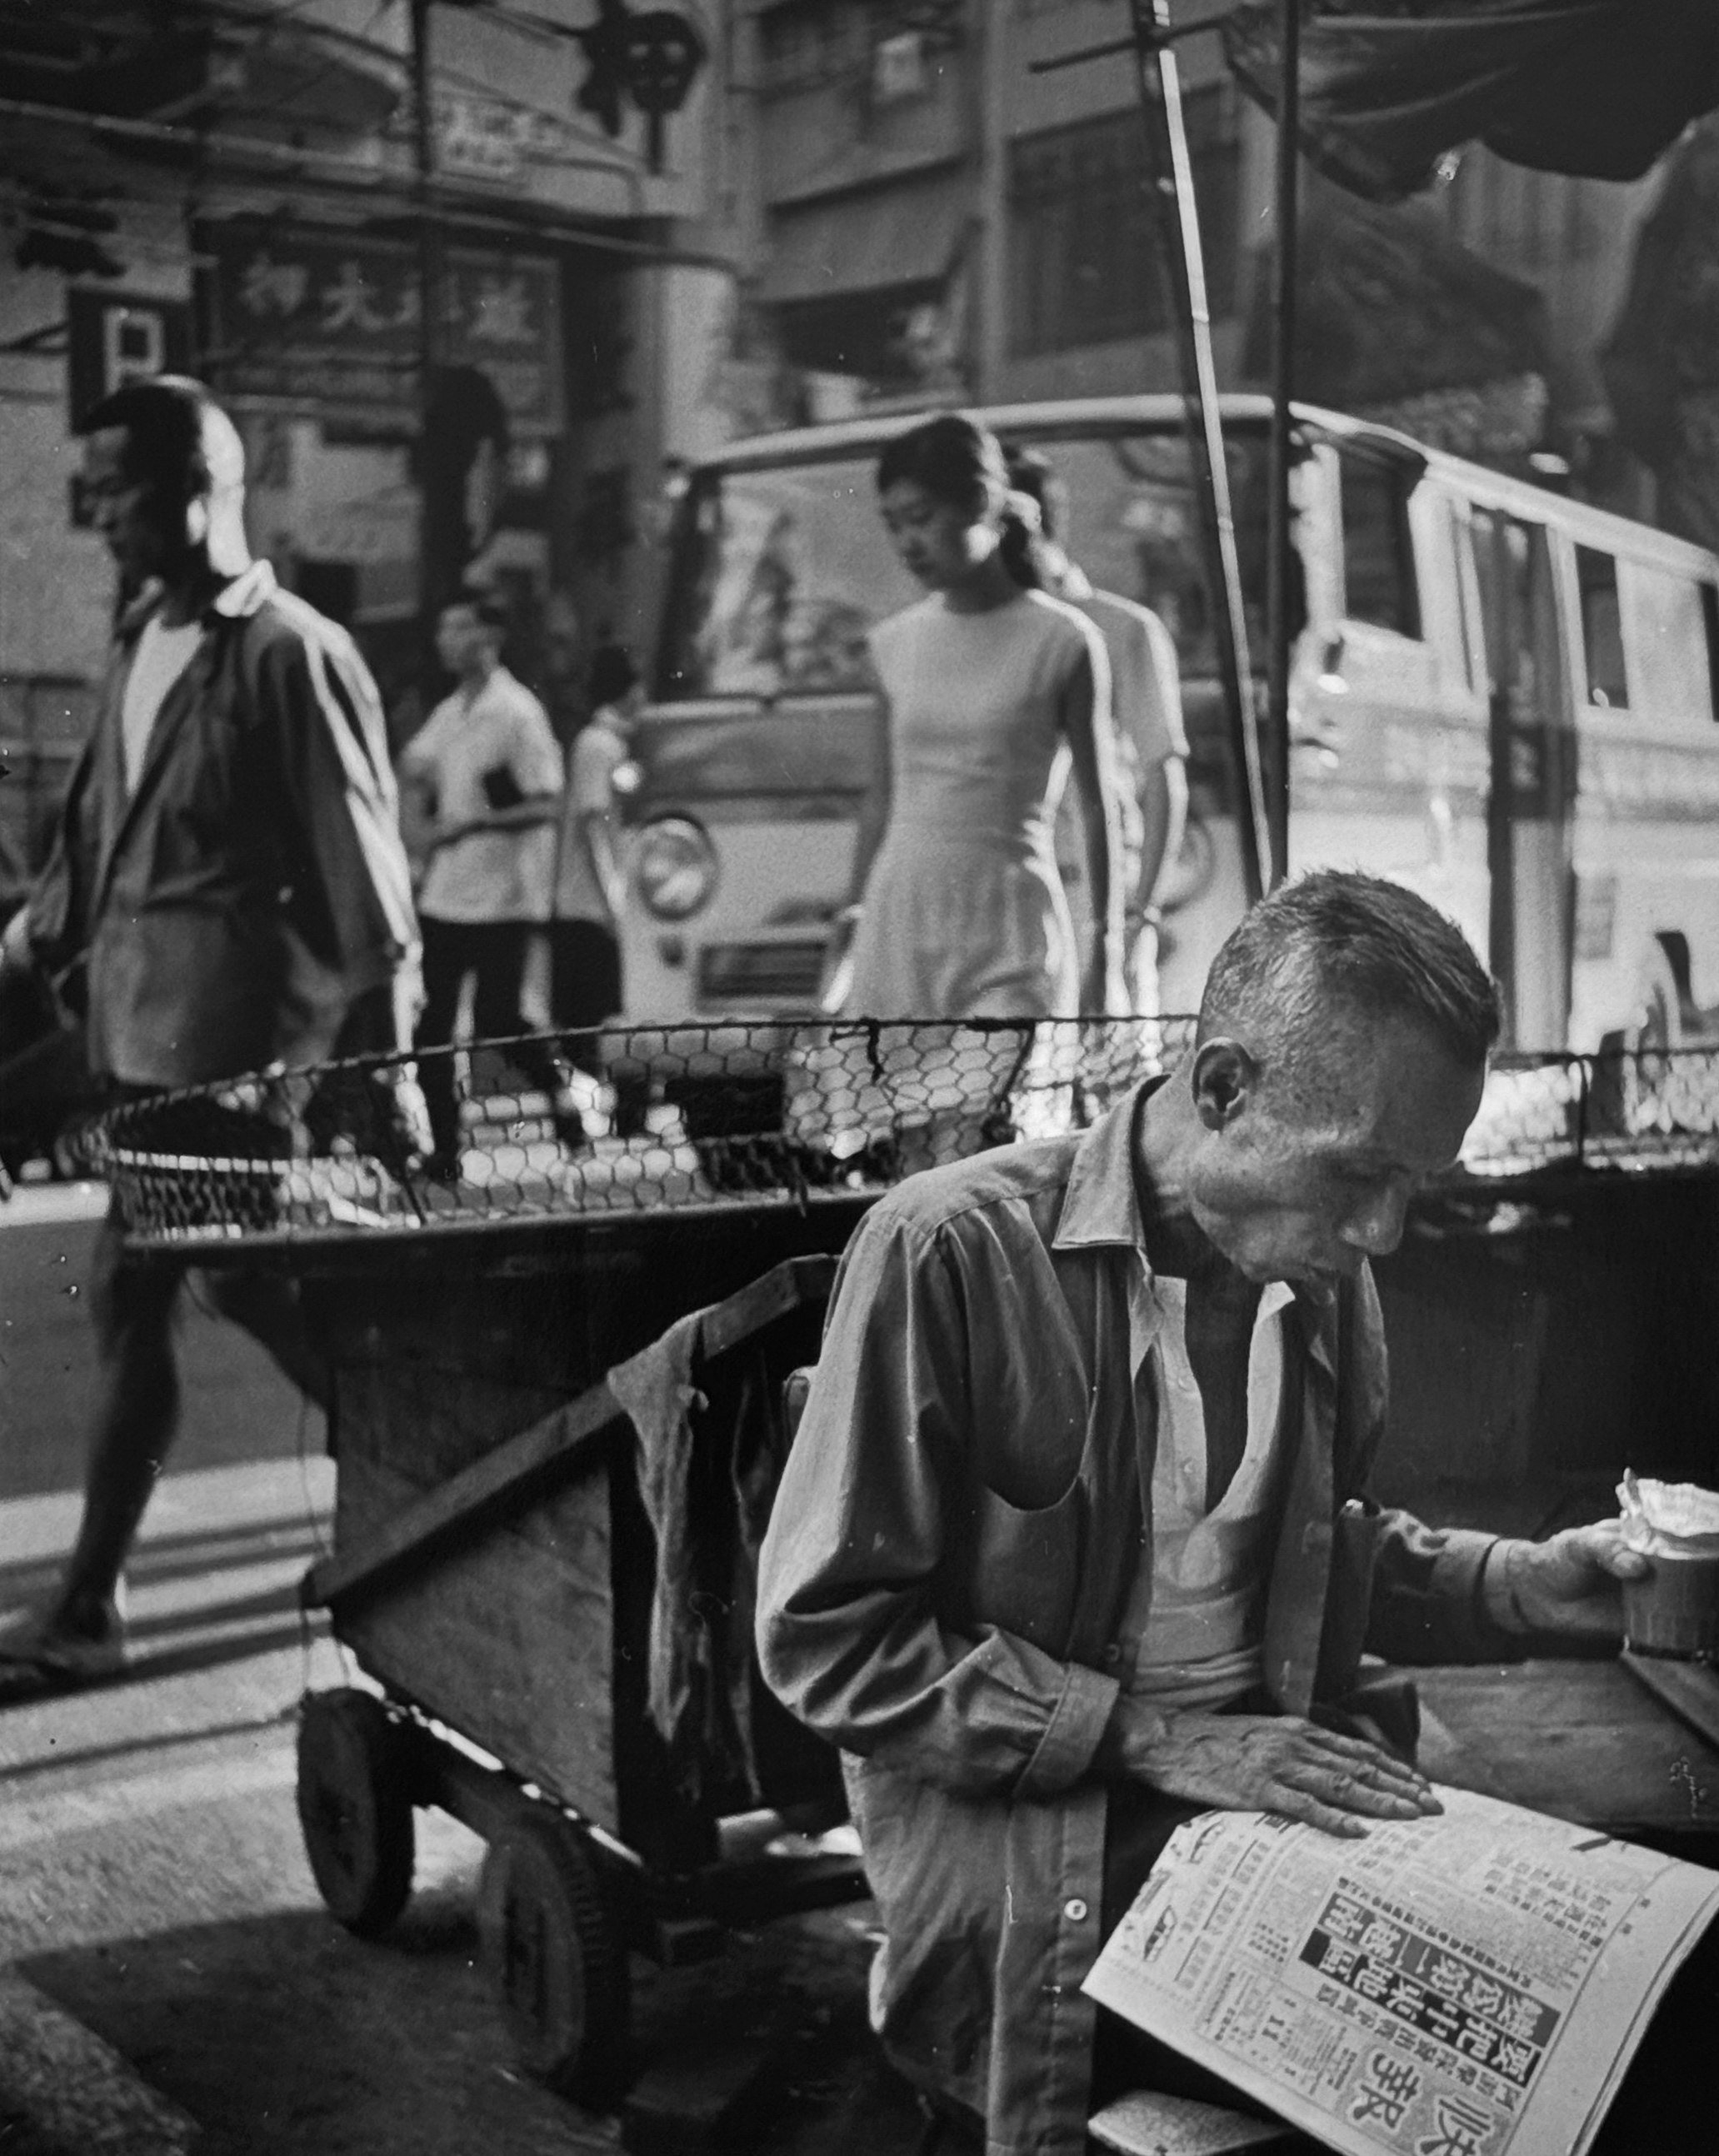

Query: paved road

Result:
[0,1454,915,2156]
[0,1187,911,2156]
[0,1180,317,1505]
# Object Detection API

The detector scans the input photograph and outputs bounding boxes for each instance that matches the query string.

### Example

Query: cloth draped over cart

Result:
[608,1311,791,1804]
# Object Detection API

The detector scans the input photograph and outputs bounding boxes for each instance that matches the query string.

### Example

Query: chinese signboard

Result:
[67,288,193,429]
[200,226,564,437]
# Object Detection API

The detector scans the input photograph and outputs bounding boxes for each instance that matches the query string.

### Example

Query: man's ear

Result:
[184,493,209,547]
[1191,1039,1257,1132]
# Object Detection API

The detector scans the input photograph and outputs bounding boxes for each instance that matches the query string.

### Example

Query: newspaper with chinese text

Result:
[1083,1786,1719,2156]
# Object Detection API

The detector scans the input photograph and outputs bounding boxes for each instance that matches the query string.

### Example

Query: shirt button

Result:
[1064,1899,1089,1923]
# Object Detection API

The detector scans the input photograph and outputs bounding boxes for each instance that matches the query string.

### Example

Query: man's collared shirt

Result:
[1121,1270,1297,1707]
[404,666,563,925]
[120,616,202,792]
[758,1081,1511,2155]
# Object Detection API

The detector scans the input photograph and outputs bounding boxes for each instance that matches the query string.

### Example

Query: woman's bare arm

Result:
[820,687,894,1008]
[1059,645,1125,1012]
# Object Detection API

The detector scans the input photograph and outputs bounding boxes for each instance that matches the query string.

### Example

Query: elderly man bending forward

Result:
[757,870,1657,2155]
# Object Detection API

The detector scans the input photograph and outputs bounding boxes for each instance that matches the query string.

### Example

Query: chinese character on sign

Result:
[321,261,389,334]
[572,0,707,171]
[1350,2050,1422,2130]
[1417,2089,1496,2156]
[467,274,534,347]
[239,252,310,319]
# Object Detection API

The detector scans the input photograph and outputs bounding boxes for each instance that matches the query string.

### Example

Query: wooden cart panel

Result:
[335,1440,618,1831]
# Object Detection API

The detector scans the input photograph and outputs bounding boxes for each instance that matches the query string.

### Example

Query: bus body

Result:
[622,396,1719,1061]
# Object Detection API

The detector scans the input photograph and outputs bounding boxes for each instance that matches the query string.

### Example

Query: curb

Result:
[0,1970,197,2153]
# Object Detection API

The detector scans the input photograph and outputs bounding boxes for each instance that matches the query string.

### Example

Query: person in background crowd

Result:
[549,641,640,1061]
[400,591,581,1180]
[1007,446,1190,1015]
[537,589,587,747]
[760,870,1670,2154]
[0,375,421,1699]
[823,413,1126,1023]
[420,363,510,617]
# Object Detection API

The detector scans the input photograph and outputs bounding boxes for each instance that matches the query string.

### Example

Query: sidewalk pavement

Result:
[0,1455,921,2156]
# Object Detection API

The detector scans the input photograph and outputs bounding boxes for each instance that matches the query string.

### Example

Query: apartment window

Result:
[1007,92,1239,358]
[757,0,863,93]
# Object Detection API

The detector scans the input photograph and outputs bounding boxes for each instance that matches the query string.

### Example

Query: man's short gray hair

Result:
[1199,869,1501,1076]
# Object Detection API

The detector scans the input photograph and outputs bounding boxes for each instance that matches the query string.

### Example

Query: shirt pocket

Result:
[952,1475,1085,1653]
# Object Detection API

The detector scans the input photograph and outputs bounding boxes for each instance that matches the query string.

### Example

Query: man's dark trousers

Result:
[415,915,567,1165]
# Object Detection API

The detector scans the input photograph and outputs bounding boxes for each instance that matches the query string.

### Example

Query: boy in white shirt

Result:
[400,591,580,1175]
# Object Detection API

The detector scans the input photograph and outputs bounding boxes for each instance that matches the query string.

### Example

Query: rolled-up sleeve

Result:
[509,698,566,800]
[1366,1510,1522,1664]
[757,1201,1118,1799]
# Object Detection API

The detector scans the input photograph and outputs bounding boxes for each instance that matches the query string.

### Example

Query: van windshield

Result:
[657,426,1272,701]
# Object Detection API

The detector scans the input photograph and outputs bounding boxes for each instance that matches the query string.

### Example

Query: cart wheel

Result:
[296,1689,415,1938]
[477,1811,629,2106]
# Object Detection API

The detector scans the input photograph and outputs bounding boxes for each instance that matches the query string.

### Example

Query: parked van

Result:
[623,394,1719,1071]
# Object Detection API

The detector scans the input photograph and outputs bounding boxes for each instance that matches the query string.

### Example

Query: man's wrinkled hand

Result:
[1103,1704,1443,1839]
[1487,1523,1648,1643]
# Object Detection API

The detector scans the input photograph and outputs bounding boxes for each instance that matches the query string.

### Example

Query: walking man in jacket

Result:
[0,375,421,1699]
[758,870,1651,2152]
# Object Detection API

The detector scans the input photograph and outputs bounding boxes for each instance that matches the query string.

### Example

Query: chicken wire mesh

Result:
[93,1019,1719,1250]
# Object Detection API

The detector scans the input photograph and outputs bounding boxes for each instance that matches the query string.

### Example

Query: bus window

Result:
[1576,545,1629,709]
[1619,560,1717,726]
[1338,454,1421,639]
[1044,429,1272,675]
[659,460,917,699]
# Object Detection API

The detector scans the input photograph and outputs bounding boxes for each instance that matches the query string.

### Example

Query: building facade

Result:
[724,0,1672,523]
[0,0,1696,915]
[0,0,734,908]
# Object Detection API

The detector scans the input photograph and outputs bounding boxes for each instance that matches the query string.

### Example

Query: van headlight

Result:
[635,814,719,921]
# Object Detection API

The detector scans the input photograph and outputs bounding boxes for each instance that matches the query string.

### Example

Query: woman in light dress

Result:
[825,413,1125,1023]
[802,414,1127,1166]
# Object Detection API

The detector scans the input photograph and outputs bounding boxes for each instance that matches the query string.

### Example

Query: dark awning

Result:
[1602,117,1719,469]
[1222,0,1719,202]
[757,171,969,305]
[1242,184,1554,407]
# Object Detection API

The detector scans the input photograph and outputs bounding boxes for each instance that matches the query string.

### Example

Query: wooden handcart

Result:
[288,1241,867,2109]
